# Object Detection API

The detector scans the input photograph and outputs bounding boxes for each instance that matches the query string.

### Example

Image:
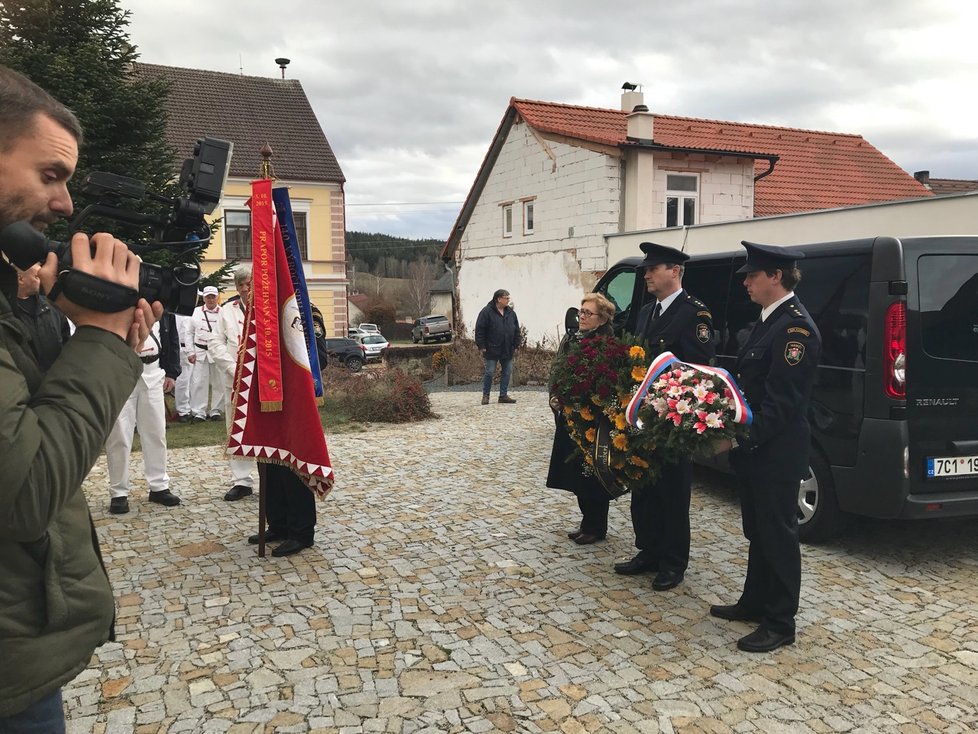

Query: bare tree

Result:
[406,259,438,318]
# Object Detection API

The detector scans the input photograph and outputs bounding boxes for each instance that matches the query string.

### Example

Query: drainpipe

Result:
[753,156,777,182]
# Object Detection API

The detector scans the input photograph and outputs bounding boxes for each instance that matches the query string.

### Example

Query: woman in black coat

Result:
[547,292,616,545]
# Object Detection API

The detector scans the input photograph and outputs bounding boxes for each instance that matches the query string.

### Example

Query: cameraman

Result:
[0,66,161,729]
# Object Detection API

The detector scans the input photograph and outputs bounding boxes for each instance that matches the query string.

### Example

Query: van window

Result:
[918,255,978,362]
[683,262,732,345]
[598,267,638,331]
[796,255,871,369]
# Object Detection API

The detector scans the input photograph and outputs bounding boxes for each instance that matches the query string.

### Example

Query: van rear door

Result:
[904,238,978,495]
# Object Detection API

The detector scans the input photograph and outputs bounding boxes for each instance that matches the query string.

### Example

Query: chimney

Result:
[275,57,291,79]
[627,104,654,142]
[914,170,931,188]
[621,85,644,112]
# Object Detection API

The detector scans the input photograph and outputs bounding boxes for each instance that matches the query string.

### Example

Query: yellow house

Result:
[136,63,349,335]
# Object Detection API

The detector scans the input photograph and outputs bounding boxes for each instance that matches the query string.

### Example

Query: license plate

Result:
[927,455,978,477]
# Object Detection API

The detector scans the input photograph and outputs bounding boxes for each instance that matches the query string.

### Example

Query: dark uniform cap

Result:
[638,241,690,268]
[736,240,805,274]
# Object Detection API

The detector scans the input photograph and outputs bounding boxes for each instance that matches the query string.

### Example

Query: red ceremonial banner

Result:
[225,183,334,497]
[249,179,284,410]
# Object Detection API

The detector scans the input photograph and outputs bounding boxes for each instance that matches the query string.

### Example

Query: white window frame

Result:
[502,203,513,238]
[665,173,699,228]
[522,200,535,235]
[219,195,313,261]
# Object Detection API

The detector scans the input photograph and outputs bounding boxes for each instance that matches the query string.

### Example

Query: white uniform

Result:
[209,297,255,489]
[106,322,170,498]
[188,303,225,419]
[174,313,193,418]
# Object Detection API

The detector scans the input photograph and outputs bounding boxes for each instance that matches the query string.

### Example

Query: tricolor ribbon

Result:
[625,351,753,429]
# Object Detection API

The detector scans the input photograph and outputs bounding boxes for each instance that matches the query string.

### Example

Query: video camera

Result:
[0,137,233,316]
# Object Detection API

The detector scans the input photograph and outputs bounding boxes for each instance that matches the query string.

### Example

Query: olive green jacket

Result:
[0,263,142,716]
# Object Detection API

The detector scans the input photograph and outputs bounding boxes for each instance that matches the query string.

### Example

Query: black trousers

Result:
[575,487,609,537]
[736,461,801,636]
[629,458,692,573]
[264,463,317,544]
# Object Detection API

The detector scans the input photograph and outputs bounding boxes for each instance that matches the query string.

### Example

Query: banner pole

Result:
[256,143,275,558]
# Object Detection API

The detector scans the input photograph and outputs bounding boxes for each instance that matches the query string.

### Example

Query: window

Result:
[523,201,535,234]
[225,209,251,260]
[597,266,638,334]
[502,204,513,237]
[919,254,978,362]
[224,209,310,261]
[665,173,698,227]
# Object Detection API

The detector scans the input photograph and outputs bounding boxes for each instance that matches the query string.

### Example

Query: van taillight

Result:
[883,301,906,399]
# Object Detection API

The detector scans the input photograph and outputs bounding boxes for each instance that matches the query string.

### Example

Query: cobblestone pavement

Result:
[65,389,978,734]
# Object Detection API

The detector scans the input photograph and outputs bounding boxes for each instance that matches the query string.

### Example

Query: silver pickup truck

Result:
[411,315,452,344]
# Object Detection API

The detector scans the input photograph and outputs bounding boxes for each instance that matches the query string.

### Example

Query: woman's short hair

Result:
[493,288,510,302]
[581,292,616,322]
[234,264,253,285]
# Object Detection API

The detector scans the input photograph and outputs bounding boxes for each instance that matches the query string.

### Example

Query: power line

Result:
[345,201,464,207]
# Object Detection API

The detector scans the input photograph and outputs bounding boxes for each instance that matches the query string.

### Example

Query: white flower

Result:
[692,384,712,401]
[705,412,724,428]
[667,384,685,397]
[650,397,669,414]
[674,399,692,414]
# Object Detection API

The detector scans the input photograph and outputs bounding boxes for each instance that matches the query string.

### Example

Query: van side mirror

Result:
[564,306,579,335]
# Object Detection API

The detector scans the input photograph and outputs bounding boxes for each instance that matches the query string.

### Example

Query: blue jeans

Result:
[482,357,513,397]
[0,689,65,733]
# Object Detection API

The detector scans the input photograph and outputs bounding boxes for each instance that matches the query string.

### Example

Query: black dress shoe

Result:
[651,570,684,591]
[567,529,583,540]
[737,626,795,653]
[109,497,130,514]
[148,489,181,507]
[709,603,762,623]
[271,539,313,557]
[224,485,253,501]
[573,533,605,545]
[248,530,287,544]
[614,554,657,575]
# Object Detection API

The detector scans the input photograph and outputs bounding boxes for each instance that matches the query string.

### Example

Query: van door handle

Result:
[950,440,978,453]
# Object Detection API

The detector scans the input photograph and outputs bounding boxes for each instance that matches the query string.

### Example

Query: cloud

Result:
[121,0,978,237]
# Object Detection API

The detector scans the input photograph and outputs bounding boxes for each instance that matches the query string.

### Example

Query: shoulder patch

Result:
[697,310,712,319]
[696,323,711,343]
[787,326,811,337]
[784,341,805,365]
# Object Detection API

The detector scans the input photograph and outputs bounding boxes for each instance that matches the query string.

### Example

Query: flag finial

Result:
[259,143,275,180]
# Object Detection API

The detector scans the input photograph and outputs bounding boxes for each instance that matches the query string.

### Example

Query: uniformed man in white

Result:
[210,266,256,501]
[187,285,225,421]
[106,315,183,514]
[173,311,193,421]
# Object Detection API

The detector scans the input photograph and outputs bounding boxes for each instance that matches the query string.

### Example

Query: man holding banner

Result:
[615,242,715,592]
[223,179,333,557]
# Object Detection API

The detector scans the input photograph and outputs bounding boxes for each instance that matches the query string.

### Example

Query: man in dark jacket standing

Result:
[710,241,821,653]
[0,66,161,728]
[615,242,715,592]
[474,288,520,405]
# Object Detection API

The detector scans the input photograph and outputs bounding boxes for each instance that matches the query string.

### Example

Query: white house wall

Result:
[457,119,621,343]
[606,192,978,262]
[458,251,591,348]
[652,153,755,225]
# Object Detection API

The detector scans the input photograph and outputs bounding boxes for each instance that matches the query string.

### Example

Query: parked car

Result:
[412,315,452,344]
[592,235,978,542]
[356,323,381,335]
[322,337,366,372]
[357,333,390,362]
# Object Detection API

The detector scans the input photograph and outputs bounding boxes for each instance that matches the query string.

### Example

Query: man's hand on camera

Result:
[40,232,163,345]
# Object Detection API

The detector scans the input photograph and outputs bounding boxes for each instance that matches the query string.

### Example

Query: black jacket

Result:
[158,313,182,380]
[634,289,715,365]
[13,294,70,372]
[735,294,821,479]
[474,301,520,359]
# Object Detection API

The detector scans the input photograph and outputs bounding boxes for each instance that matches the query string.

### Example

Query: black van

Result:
[594,236,978,542]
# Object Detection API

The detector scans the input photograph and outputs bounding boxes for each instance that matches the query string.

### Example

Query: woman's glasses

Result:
[579,309,596,318]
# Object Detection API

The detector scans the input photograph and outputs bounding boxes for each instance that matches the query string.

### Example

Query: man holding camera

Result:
[0,66,161,729]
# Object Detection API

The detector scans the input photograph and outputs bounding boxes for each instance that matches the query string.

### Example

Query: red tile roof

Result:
[923,178,978,196]
[135,63,344,183]
[512,99,931,216]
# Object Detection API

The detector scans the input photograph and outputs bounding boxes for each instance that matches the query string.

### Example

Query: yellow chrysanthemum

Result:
[585,427,596,443]
[614,413,627,430]
[630,346,646,360]
[580,407,594,421]
[628,456,650,468]
[612,433,629,450]
[631,365,646,382]
[591,395,603,406]
[583,453,594,465]
[562,406,574,416]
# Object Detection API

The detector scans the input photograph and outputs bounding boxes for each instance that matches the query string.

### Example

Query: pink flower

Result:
[694,421,708,434]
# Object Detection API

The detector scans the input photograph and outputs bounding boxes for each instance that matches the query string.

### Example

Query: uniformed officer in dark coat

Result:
[615,242,715,591]
[710,241,821,653]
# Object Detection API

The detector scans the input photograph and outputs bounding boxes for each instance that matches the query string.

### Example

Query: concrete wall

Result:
[458,250,592,348]
[607,192,978,262]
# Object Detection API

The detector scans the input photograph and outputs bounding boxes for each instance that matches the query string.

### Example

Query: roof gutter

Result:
[620,139,779,180]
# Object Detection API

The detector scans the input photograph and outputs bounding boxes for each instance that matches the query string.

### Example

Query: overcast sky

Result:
[119,0,978,240]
